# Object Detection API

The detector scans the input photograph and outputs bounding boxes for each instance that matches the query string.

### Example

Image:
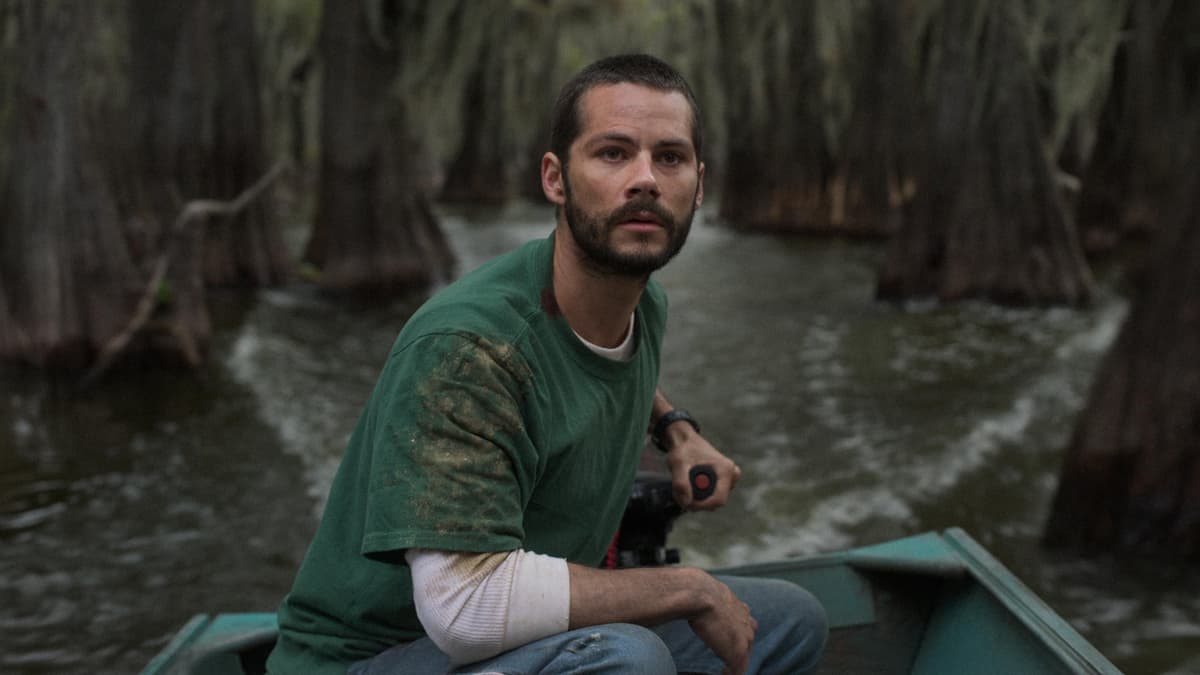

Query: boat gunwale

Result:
[140,529,1124,675]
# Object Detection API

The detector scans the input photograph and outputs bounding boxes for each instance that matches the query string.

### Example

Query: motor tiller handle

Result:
[689,464,717,501]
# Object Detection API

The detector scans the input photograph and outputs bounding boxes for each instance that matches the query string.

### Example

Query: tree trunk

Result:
[128,0,291,288]
[831,1,914,237]
[0,287,24,358]
[1076,0,1200,252]
[0,1,143,368]
[1044,168,1200,559]
[876,1,1095,306]
[304,0,454,293]
[437,22,512,205]
[512,11,564,204]
[716,0,834,232]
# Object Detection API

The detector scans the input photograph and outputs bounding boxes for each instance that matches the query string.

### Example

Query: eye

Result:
[599,147,625,161]
[659,151,683,166]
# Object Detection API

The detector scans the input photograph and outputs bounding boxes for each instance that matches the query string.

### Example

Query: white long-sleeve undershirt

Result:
[405,548,570,665]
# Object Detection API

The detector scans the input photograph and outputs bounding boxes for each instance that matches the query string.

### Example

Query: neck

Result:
[552,221,646,348]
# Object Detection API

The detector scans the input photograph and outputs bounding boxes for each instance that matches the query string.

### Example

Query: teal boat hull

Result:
[141,528,1122,675]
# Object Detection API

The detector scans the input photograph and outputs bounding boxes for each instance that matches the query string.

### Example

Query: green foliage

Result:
[1034,0,1130,159]
[255,0,321,163]
[78,0,1133,220]
[79,1,129,116]
[298,261,322,283]
[336,0,721,171]
[813,0,862,153]
[155,279,173,306]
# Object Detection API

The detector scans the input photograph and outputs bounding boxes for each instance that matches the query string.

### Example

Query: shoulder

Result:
[374,331,534,412]
[399,236,552,348]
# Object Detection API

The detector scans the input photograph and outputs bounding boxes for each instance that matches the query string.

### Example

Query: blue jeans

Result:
[348,575,827,674]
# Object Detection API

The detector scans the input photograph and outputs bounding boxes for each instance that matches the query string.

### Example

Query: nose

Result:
[626,151,660,199]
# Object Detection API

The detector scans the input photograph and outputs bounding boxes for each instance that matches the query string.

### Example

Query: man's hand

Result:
[689,573,758,674]
[649,389,742,511]
[662,426,741,511]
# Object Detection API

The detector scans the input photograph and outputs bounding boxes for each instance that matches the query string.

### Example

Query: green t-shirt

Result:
[267,234,667,674]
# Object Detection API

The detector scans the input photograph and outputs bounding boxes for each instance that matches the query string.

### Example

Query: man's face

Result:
[554,83,704,277]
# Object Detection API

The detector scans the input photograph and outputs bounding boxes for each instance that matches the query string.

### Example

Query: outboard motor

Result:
[606,465,716,569]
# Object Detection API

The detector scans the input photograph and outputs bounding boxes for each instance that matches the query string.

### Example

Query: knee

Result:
[570,623,675,674]
[788,582,828,637]
[725,577,828,673]
[751,578,827,633]
[767,581,829,671]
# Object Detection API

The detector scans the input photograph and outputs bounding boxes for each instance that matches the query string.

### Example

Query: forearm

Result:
[650,388,674,428]
[568,561,757,672]
[567,561,714,629]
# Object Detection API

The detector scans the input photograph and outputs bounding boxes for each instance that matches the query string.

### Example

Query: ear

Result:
[695,161,705,208]
[541,152,566,206]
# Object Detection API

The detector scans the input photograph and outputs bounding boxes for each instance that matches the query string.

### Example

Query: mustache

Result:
[606,198,675,229]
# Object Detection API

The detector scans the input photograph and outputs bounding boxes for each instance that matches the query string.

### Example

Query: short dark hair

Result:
[549,54,703,167]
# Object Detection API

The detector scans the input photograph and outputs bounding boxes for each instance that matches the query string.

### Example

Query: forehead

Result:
[574,83,695,147]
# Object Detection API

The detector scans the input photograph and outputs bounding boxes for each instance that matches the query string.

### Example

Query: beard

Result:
[563,181,697,278]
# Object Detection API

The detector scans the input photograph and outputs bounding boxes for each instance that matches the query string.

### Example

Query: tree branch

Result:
[79,160,290,390]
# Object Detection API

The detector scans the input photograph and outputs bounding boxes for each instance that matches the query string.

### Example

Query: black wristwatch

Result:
[651,409,701,452]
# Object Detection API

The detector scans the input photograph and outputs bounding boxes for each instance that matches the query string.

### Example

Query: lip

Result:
[631,209,662,223]
[616,220,663,233]
[615,209,663,231]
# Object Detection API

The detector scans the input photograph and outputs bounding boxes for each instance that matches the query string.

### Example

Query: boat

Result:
[140,527,1122,674]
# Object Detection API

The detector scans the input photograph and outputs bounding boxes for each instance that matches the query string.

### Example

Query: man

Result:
[267,54,826,675]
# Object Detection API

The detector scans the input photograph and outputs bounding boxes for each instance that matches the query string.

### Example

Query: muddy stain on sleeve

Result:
[404,334,534,540]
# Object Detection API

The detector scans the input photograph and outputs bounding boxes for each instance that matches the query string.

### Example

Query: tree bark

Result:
[1044,168,1200,559]
[716,0,834,232]
[127,0,291,288]
[513,9,565,203]
[1076,0,1200,252]
[831,1,914,237]
[437,19,513,205]
[0,1,143,368]
[876,1,1095,306]
[0,287,24,358]
[304,0,454,293]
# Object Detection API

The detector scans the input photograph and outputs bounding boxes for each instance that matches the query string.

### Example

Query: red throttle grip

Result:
[689,464,717,501]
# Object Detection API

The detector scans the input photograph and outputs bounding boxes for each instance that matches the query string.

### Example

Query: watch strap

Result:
[652,409,700,452]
